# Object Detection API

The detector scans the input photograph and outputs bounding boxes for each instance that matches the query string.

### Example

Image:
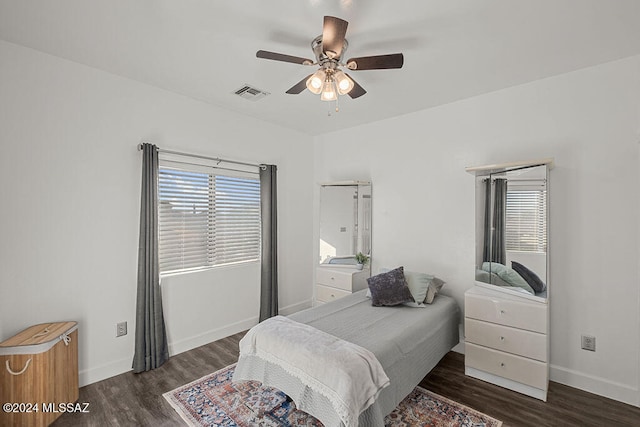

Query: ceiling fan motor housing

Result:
[312,35,348,68]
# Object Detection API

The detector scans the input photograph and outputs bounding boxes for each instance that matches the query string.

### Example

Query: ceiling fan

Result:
[256,16,404,101]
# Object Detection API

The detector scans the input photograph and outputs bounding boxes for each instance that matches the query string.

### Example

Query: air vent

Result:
[234,84,270,101]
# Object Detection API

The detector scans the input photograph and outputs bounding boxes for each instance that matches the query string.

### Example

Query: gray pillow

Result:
[481,262,534,295]
[512,261,546,293]
[367,267,414,307]
[425,277,445,304]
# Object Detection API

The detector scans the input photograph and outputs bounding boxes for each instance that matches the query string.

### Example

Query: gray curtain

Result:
[259,165,278,322]
[482,178,492,263]
[483,177,507,265]
[491,178,507,265]
[133,143,169,373]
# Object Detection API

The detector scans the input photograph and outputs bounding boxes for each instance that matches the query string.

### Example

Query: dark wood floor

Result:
[52,332,640,427]
[420,352,640,427]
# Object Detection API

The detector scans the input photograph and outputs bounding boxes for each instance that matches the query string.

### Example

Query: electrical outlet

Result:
[116,321,127,337]
[581,335,596,351]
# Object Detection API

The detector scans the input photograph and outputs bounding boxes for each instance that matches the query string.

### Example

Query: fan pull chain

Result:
[327,99,340,116]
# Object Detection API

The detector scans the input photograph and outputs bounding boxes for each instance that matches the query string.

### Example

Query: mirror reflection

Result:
[475,165,548,299]
[319,183,371,265]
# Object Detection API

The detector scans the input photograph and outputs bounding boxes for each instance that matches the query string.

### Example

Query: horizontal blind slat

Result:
[158,165,261,274]
[505,189,546,252]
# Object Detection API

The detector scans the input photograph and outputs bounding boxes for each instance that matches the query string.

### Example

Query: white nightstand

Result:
[315,266,370,304]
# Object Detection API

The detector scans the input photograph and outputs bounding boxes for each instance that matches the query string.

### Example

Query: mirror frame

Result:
[318,181,372,266]
[466,159,553,302]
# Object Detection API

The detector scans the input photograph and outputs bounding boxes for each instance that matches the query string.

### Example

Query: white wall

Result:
[0,40,314,386]
[314,56,640,406]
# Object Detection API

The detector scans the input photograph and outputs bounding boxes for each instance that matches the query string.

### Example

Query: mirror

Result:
[472,163,550,301]
[319,182,371,265]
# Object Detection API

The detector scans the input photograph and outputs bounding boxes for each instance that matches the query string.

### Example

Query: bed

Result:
[233,288,460,426]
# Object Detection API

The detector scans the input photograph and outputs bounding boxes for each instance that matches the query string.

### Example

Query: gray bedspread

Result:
[233,289,460,426]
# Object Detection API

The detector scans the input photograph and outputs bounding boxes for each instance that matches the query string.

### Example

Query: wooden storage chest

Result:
[0,321,79,427]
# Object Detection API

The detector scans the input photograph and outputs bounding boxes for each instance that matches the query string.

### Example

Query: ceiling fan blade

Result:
[346,53,404,70]
[322,16,349,59]
[286,74,313,94]
[345,74,366,99]
[256,50,314,65]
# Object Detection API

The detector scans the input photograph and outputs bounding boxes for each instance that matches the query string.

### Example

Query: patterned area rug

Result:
[164,364,502,427]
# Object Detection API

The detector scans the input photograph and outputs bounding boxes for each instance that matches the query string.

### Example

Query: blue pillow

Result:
[512,261,546,293]
[367,267,414,307]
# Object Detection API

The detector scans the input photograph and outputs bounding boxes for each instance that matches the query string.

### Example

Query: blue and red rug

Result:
[163,364,502,426]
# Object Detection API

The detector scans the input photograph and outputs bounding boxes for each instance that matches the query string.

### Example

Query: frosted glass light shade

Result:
[334,70,354,95]
[320,79,337,101]
[306,69,326,95]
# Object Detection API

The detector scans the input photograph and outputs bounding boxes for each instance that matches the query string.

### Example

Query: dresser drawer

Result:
[317,269,353,291]
[316,284,351,303]
[466,343,548,390]
[465,318,547,362]
[465,292,547,333]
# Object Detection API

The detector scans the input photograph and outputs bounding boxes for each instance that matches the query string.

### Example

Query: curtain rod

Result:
[482,177,546,183]
[138,143,265,169]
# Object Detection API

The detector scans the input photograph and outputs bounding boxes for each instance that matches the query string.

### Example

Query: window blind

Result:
[505,189,547,252]
[158,166,260,274]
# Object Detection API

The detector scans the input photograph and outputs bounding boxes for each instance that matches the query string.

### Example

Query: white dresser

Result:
[315,266,370,304]
[464,285,549,401]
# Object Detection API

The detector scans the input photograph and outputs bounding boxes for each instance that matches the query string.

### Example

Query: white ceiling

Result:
[2,0,640,136]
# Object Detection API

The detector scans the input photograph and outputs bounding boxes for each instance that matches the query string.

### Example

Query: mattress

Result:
[233,289,460,426]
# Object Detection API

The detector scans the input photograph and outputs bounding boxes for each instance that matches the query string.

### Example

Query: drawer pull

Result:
[6,359,32,376]
[500,336,505,341]
[500,362,505,367]
[331,294,335,298]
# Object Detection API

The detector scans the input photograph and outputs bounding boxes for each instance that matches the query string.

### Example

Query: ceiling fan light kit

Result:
[334,70,354,95]
[256,15,404,105]
[306,69,326,94]
[320,79,337,101]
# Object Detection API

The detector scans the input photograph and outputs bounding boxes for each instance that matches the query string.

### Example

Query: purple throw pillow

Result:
[367,267,414,307]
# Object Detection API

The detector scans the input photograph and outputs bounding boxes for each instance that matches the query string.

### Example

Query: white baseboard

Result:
[168,299,312,356]
[79,356,133,387]
[550,364,640,408]
[452,327,465,353]
[279,299,313,316]
[168,316,259,356]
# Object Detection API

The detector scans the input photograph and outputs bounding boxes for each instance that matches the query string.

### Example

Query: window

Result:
[505,187,547,253]
[158,164,260,274]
